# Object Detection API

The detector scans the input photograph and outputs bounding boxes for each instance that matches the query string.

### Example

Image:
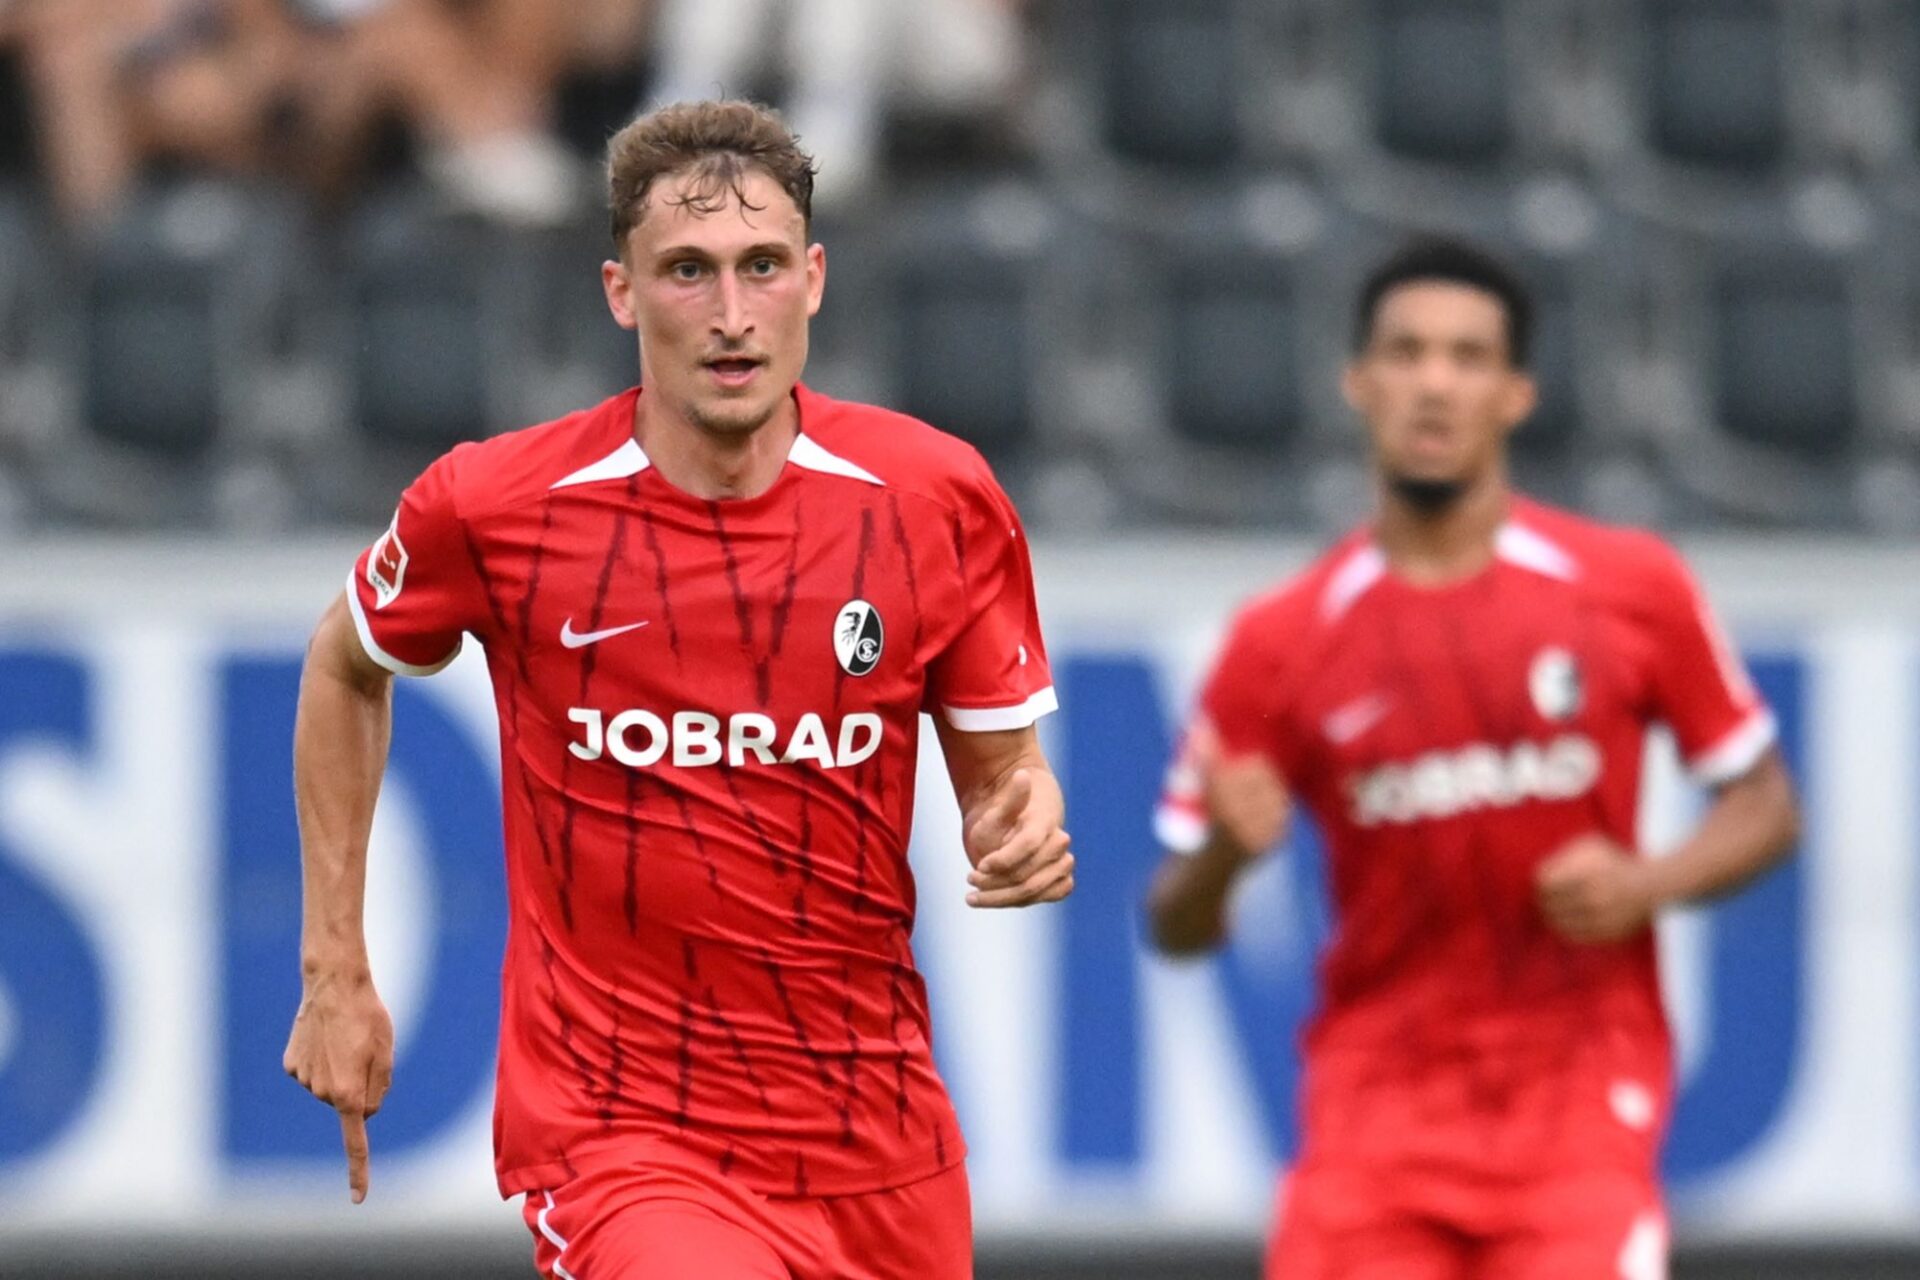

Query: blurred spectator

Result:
[10,0,309,233]
[6,0,653,234]
[648,0,1024,208]
[297,0,636,226]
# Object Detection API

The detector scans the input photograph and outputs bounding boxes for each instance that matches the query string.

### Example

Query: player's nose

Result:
[713,272,752,340]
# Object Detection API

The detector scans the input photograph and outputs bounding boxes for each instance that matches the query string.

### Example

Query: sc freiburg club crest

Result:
[835,600,884,677]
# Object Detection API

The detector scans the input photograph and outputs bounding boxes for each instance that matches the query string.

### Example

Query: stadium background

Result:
[4,2,1920,1277]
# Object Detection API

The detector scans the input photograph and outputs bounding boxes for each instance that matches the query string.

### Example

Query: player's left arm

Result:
[935,720,1073,909]
[1537,749,1799,943]
[1538,539,1800,943]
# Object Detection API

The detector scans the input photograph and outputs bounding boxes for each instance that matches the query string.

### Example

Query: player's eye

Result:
[747,258,778,276]
[670,261,705,281]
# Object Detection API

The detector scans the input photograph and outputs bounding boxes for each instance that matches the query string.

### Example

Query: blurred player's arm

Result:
[1145,725,1290,956]
[1537,747,1799,944]
[282,591,397,1204]
[936,720,1074,909]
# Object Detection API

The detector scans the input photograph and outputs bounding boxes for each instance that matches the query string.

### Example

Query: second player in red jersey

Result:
[1147,239,1799,1280]
[284,100,1073,1280]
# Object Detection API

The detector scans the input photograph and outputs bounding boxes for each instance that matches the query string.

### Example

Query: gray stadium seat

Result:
[1646,0,1787,172]
[1711,257,1855,456]
[887,187,1050,461]
[1095,0,1241,167]
[1372,0,1512,164]
[343,193,498,446]
[1166,258,1302,452]
[80,184,290,457]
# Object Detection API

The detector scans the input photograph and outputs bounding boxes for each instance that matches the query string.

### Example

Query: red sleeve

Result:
[346,450,490,677]
[1154,607,1287,853]
[927,458,1056,732]
[1640,540,1776,785]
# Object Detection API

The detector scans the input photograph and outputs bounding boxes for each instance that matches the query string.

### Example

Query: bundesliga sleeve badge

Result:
[834,600,884,677]
[366,514,410,610]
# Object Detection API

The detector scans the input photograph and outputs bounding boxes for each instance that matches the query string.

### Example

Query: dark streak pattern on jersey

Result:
[540,936,599,1114]
[934,1122,947,1168]
[720,760,787,877]
[516,501,557,656]
[887,960,912,1135]
[639,508,682,660]
[886,494,924,654]
[670,787,721,892]
[707,501,771,705]
[770,494,802,659]
[557,480,636,932]
[621,769,643,936]
[700,983,773,1115]
[849,759,873,916]
[464,529,561,878]
[759,948,836,1093]
[718,1143,736,1178]
[674,939,700,1126]
[793,1153,810,1199]
[790,779,815,932]
[837,961,859,1147]
[599,986,625,1131]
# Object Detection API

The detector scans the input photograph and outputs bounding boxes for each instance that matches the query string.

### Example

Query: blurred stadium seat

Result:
[1644,0,1788,172]
[1372,0,1513,164]
[342,191,503,448]
[1090,0,1243,167]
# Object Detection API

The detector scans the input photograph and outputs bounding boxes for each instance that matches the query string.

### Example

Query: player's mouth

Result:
[701,355,766,389]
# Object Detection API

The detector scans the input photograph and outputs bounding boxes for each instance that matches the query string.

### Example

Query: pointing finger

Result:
[341,1111,371,1204]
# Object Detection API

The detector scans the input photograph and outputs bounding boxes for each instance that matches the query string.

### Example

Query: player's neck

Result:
[633,393,801,500]
[1373,469,1510,587]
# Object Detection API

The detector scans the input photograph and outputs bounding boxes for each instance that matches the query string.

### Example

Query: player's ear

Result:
[603,258,639,332]
[1501,367,1538,434]
[806,242,826,319]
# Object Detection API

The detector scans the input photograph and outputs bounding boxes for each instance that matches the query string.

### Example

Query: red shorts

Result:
[1264,1164,1666,1280]
[518,1140,971,1280]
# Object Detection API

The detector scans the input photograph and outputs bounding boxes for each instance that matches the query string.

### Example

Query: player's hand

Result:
[1535,834,1660,944]
[964,766,1074,909]
[283,969,395,1204]
[1192,723,1289,857]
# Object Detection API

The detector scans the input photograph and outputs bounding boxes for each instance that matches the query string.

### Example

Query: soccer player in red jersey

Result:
[1145,238,1800,1280]
[281,100,1072,1279]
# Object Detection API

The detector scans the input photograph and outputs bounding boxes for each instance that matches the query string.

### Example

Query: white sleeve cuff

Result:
[1688,706,1778,787]
[942,686,1059,732]
[1154,803,1209,855]
[344,570,461,678]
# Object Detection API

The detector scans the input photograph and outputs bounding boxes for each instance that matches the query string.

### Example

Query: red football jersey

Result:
[1157,499,1774,1177]
[348,384,1055,1199]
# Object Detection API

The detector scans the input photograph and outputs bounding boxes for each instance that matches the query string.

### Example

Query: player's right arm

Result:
[282,449,486,1202]
[283,592,398,1205]
[1144,723,1290,954]
[1143,608,1293,956]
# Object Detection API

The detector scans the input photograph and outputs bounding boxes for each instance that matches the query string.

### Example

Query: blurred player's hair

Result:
[1353,236,1534,368]
[607,99,819,248]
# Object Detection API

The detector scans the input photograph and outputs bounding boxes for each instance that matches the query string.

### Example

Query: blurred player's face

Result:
[1343,282,1536,507]
[603,167,825,438]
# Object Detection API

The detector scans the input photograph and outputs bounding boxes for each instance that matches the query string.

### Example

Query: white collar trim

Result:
[550,439,650,490]
[1320,544,1388,621]
[1495,522,1580,581]
[550,431,882,492]
[788,433,884,486]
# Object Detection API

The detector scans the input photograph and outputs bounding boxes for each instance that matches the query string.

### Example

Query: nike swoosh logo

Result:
[1323,693,1394,746]
[560,618,649,649]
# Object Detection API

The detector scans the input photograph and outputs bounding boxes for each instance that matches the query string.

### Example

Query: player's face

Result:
[1343,281,1536,493]
[603,167,825,438]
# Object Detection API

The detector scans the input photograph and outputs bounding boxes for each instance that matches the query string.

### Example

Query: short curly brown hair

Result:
[606,100,818,250]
